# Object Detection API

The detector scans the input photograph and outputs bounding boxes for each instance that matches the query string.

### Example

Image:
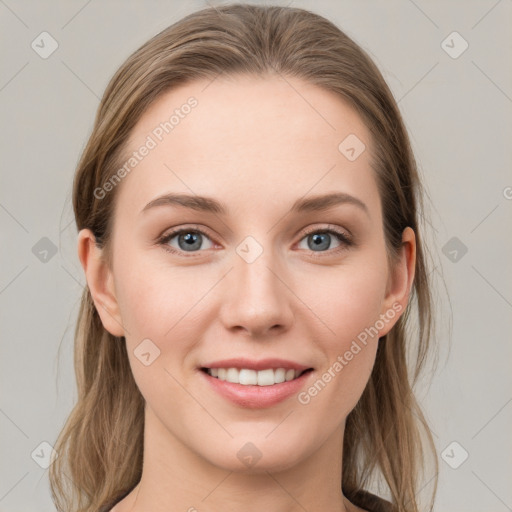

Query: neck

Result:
[114,406,358,512]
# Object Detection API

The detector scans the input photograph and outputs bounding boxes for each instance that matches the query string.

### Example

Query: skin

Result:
[78,74,415,512]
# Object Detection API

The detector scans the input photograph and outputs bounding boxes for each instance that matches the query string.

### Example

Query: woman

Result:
[49,4,439,512]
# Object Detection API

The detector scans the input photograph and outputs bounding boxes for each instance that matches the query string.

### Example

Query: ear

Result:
[377,227,416,337]
[77,228,125,337]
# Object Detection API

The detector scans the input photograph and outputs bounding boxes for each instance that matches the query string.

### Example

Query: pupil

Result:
[180,232,201,250]
[309,233,329,251]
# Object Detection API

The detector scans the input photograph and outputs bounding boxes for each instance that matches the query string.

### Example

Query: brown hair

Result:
[50,4,439,511]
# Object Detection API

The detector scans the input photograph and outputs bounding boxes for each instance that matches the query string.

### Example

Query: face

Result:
[79,74,414,473]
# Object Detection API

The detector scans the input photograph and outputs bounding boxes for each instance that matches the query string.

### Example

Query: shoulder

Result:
[349,489,396,512]
[98,505,114,512]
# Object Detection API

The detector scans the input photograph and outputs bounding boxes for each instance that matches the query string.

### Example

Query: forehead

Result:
[115,74,379,221]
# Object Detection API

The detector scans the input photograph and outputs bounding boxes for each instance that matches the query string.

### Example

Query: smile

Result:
[201,367,312,386]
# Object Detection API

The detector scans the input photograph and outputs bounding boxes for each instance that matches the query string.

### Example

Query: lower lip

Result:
[199,369,313,409]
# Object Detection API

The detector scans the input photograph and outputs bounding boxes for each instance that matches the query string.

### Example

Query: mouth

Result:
[200,367,314,386]
[198,358,315,408]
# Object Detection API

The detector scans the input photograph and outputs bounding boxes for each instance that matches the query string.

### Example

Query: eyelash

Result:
[157,224,353,258]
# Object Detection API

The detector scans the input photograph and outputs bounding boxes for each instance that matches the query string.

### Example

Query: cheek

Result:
[298,256,388,413]
[114,249,210,338]
[115,264,196,414]
[305,257,389,346]
[112,251,218,394]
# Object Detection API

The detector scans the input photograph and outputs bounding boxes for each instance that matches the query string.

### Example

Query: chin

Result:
[196,432,316,474]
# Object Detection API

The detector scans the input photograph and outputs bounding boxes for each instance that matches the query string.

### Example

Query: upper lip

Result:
[200,358,313,372]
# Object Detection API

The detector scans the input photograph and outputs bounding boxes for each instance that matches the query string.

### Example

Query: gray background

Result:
[1,1,511,511]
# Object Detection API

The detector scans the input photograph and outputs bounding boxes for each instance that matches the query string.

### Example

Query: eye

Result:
[296,226,353,255]
[158,226,215,255]
[157,224,353,257]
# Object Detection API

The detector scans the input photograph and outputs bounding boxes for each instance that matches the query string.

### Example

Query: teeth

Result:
[285,369,295,382]
[273,368,286,384]
[206,367,304,386]
[240,369,258,385]
[226,368,238,383]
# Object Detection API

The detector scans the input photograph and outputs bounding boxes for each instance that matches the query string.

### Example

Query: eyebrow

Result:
[140,192,369,216]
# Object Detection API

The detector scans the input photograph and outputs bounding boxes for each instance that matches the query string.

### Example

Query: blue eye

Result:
[159,227,214,254]
[158,225,353,257]
[297,228,352,253]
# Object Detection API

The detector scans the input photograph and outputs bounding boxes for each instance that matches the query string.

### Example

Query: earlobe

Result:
[378,227,416,337]
[77,229,125,337]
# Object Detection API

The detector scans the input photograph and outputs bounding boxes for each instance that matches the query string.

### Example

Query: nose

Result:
[218,243,294,338]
